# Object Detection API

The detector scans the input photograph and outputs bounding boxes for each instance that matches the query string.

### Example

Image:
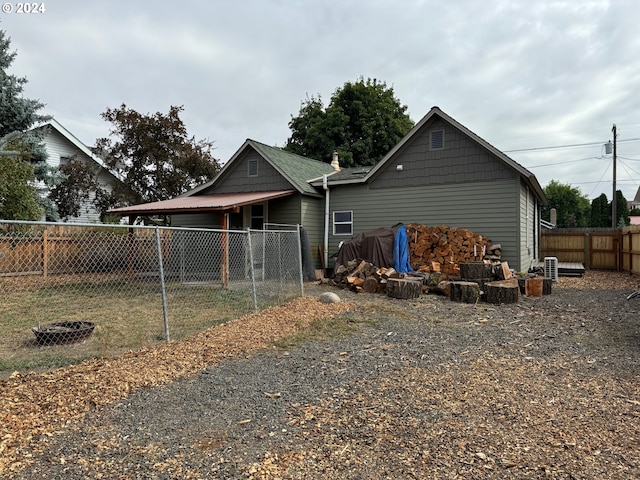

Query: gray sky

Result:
[3,0,640,202]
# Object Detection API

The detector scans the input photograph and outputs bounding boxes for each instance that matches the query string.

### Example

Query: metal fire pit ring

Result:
[32,321,95,345]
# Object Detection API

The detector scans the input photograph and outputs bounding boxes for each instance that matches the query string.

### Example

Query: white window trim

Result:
[333,210,353,236]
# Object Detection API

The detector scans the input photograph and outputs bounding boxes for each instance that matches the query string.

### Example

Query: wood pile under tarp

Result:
[406,224,495,275]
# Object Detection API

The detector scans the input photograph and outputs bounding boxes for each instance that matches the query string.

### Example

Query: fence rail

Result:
[541,226,640,275]
[0,220,303,376]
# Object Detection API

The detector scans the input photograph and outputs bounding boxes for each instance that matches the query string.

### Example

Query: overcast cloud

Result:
[3,0,640,201]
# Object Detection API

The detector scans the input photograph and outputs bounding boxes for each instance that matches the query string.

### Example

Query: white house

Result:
[34,118,124,223]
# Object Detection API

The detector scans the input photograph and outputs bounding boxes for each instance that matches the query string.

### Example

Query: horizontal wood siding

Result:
[301,196,324,268]
[370,118,516,190]
[328,179,522,268]
[267,196,302,225]
[43,129,115,223]
[171,212,223,228]
[206,149,292,194]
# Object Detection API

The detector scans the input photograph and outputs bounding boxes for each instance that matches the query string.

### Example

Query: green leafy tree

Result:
[0,155,41,220]
[285,77,414,167]
[589,193,610,227]
[48,157,98,220]
[0,28,51,220]
[542,180,590,228]
[49,156,132,222]
[94,105,220,205]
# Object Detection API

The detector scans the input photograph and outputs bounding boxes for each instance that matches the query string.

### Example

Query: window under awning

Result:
[107,190,296,217]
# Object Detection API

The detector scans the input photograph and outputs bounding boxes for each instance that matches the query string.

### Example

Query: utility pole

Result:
[612,124,617,228]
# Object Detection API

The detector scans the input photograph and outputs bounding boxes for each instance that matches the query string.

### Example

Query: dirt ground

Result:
[1,270,639,479]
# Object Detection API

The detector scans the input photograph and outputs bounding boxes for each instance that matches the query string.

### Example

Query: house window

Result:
[250,203,264,229]
[333,211,353,235]
[430,129,444,150]
[248,159,258,177]
[60,155,71,165]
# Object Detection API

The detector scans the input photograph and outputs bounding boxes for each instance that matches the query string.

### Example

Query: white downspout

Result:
[323,174,329,272]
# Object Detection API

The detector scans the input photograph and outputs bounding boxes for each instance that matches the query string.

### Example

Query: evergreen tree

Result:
[590,193,610,227]
[0,28,51,219]
[613,190,629,227]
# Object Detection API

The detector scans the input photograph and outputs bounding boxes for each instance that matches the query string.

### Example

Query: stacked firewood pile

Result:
[406,223,496,275]
[330,224,523,299]
[331,260,409,295]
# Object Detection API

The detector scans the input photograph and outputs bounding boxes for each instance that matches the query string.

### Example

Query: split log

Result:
[387,278,422,300]
[485,281,519,304]
[449,281,482,303]
[543,278,552,295]
[495,261,512,281]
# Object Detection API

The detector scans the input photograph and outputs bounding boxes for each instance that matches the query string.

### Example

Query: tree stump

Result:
[464,278,489,298]
[543,278,553,295]
[525,277,543,296]
[449,281,481,303]
[485,281,519,304]
[387,278,422,299]
[460,262,492,280]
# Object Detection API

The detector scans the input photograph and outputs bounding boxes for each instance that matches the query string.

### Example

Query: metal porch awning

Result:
[107,190,296,216]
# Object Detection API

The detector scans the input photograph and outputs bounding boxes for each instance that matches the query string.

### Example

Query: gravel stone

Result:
[6,272,640,479]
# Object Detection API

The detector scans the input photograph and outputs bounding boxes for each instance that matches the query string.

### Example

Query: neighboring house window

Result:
[333,211,353,235]
[248,159,258,177]
[430,129,444,150]
[59,155,71,165]
[251,203,264,229]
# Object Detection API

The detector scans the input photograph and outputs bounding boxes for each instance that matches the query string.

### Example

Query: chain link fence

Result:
[0,220,303,376]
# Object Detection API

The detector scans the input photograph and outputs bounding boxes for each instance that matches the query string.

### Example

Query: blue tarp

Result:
[394,224,413,273]
[334,223,414,273]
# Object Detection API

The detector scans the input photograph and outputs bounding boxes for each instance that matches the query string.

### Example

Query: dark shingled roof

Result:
[247,140,335,195]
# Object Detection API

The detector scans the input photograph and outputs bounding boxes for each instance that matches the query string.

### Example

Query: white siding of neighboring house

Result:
[41,127,116,223]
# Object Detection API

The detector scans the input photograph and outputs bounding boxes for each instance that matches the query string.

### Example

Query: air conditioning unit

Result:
[544,256,558,282]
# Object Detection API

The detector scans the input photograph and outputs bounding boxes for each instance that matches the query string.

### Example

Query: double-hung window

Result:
[333,211,353,235]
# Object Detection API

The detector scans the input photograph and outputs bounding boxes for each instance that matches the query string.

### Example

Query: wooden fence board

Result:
[542,227,640,273]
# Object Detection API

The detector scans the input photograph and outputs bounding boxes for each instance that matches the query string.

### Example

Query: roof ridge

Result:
[246,139,332,166]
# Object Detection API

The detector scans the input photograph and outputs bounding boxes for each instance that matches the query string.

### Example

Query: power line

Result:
[525,156,600,169]
[504,137,640,153]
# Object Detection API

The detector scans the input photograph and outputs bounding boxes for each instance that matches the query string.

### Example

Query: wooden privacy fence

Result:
[541,226,640,274]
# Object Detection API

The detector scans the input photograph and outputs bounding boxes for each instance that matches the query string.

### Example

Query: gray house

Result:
[110,106,547,272]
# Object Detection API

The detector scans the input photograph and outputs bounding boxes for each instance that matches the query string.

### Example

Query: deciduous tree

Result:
[94,105,220,205]
[542,180,590,228]
[285,77,414,167]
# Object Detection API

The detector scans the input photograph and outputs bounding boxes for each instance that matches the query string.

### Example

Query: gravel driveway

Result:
[6,272,640,479]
